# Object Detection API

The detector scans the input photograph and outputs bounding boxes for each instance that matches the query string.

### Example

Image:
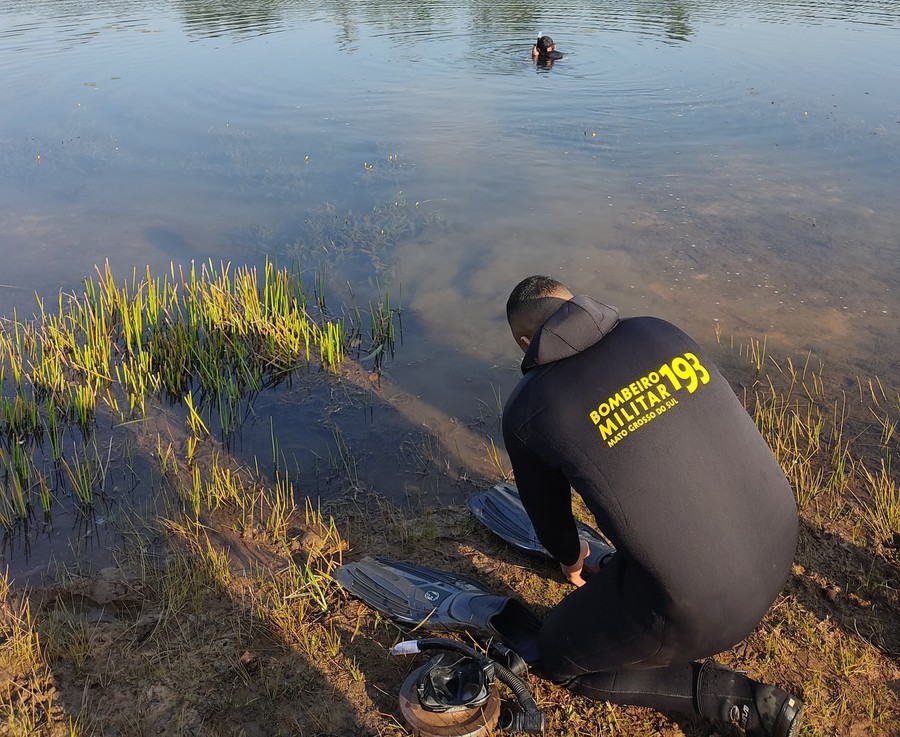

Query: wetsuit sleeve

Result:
[503,427,582,566]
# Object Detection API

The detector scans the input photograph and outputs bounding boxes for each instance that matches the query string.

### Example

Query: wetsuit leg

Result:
[537,561,799,735]
[538,558,674,680]
[565,663,698,715]
[537,561,700,714]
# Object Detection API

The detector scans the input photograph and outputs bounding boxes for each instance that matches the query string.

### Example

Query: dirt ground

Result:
[2,489,896,737]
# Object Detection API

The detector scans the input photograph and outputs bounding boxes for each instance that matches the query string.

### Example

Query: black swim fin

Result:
[468,482,616,565]
[333,556,541,664]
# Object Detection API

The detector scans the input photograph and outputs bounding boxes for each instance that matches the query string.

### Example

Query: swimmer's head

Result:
[535,36,556,54]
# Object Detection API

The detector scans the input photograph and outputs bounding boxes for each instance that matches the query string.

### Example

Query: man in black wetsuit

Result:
[501,275,804,737]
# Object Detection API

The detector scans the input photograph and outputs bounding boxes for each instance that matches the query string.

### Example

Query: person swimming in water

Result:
[532,35,564,65]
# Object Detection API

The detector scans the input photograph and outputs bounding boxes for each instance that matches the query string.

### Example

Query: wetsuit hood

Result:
[521,295,619,373]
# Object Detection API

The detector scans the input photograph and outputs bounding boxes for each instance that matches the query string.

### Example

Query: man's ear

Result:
[517,335,531,351]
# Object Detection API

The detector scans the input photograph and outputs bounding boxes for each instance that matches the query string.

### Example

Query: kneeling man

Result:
[502,275,803,737]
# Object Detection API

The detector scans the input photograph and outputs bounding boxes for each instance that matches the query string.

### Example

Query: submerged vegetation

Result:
[256,190,445,275]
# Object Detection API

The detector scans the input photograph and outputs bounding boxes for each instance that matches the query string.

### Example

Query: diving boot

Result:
[750,683,803,737]
[695,661,804,737]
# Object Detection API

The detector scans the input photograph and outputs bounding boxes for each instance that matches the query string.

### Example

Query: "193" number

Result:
[657,352,710,394]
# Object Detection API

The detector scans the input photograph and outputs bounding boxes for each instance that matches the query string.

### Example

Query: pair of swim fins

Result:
[333,483,615,663]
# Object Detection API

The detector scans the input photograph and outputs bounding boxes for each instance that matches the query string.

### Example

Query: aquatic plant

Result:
[0,259,393,531]
[284,191,445,274]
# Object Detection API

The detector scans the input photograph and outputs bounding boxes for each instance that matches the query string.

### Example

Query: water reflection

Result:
[2,0,898,46]
[176,0,288,39]
[647,1,695,42]
[177,0,899,39]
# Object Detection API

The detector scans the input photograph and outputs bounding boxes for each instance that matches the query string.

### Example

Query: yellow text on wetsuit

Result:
[587,352,710,446]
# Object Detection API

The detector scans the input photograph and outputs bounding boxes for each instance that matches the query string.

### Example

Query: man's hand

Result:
[560,540,591,587]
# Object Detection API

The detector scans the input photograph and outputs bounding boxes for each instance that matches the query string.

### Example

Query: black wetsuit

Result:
[502,295,798,715]
[535,49,563,68]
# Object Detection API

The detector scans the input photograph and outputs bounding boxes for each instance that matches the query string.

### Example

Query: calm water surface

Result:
[1,1,898,572]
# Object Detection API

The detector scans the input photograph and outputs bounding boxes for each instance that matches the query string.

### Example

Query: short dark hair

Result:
[506,275,571,342]
[536,35,555,52]
[506,275,565,322]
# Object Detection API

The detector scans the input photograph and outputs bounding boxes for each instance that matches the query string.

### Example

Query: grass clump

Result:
[0,571,73,736]
[0,432,352,735]
[744,348,899,554]
[0,259,399,532]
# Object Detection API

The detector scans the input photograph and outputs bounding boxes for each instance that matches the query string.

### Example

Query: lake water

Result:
[1,1,898,573]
